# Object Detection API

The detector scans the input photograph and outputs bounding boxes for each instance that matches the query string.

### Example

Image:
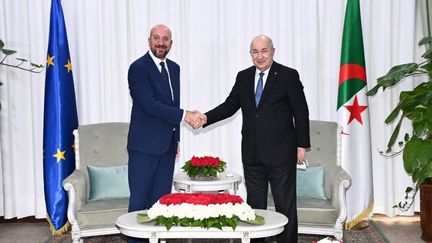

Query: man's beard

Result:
[151,46,170,59]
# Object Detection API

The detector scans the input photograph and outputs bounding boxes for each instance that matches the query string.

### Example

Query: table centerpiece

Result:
[137,193,264,230]
[182,155,226,180]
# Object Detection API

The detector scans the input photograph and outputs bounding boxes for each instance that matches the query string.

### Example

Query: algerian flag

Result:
[337,0,374,229]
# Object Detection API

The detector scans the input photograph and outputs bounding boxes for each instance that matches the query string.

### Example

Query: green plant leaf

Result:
[2,48,17,55]
[404,133,410,142]
[422,48,432,59]
[418,37,432,46]
[368,63,419,97]
[386,116,403,152]
[240,214,265,225]
[366,84,381,96]
[379,63,418,86]
[31,63,44,68]
[420,62,432,72]
[0,39,4,49]
[384,104,401,124]
[16,58,27,62]
[403,138,432,178]
[136,213,156,224]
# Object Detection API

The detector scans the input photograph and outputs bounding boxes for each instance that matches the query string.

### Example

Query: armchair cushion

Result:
[87,164,130,201]
[297,165,326,199]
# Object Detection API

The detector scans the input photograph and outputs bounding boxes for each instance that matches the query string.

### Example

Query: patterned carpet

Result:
[44,221,389,243]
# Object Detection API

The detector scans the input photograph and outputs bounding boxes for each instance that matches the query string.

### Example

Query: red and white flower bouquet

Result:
[137,193,263,230]
[182,155,226,179]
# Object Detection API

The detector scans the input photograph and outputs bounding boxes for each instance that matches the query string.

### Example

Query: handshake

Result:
[185,110,207,129]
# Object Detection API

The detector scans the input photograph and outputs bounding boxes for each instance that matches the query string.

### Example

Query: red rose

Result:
[159,193,244,205]
[190,156,220,167]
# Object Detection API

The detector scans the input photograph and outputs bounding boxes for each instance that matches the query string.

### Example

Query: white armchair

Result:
[268,120,352,239]
[63,122,129,243]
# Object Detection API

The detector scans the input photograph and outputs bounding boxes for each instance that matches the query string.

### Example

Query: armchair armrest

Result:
[327,166,351,221]
[62,169,88,224]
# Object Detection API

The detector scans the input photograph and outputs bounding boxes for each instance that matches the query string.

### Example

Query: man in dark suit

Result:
[202,35,310,243]
[127,24,201,243]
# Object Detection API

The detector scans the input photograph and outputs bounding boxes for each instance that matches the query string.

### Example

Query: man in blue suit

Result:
[127,24,201,243]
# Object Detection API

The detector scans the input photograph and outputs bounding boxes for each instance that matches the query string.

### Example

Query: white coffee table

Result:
[173,172,242,194]
[116,209,287,243]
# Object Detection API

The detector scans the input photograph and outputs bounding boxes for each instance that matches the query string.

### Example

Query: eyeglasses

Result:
[150,35,171,42]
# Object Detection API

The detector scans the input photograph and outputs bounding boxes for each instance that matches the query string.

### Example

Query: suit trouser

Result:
[243,158,298,243]
[127,138,176,243]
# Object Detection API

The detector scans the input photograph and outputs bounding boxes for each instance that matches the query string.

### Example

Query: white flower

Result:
[233,203,255,221]
[317,237,341,243]
[147,203,167,219]
[176,203,194,218]
[147,198,257,223]
[217,203,234,218]
[193,205,210,220]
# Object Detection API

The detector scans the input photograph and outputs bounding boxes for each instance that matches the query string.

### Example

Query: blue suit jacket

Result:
[127,52,183,154]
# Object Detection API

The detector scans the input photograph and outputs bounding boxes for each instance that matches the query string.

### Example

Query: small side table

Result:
[173,172,242,194]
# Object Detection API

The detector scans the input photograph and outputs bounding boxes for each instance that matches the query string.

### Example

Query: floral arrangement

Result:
[181,155,226,179]
[137,193,263,230]
[313,237,343,243]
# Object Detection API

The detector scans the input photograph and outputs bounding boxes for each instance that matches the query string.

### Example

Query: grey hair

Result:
[249,34,274,52]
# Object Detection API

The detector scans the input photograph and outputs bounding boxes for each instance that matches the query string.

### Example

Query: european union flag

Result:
[43,0,78,235]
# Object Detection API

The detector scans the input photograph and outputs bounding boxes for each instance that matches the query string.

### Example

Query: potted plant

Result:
[366,37,432,241]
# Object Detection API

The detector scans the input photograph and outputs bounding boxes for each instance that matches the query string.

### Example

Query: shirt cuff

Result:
[181,110,186,123]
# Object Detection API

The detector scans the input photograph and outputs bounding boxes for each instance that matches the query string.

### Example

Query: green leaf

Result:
[366,84,381,96]
[191,219,203,227]
[2,48,17,55]
[403,138,432,177]
[0,39,4,49]
[240,214,265,225]
[164,220,173,230]
[379,63,419,87]
[418,37,432,46]
[420,62,432,72]
[386,116,403,152]
[405,187,413,193]
[30,63,44,68]
[16,58,27,62]
[384,104,401,124]
[422,48,432,59]
[404,133,410,142]
[136,213,155,224]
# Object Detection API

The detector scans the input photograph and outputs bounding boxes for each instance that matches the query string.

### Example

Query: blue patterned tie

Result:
[255,72,264,107]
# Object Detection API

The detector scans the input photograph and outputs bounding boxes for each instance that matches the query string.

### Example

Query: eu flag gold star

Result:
[53,148,66,162]
[47,55,54,67]
[64,59,72,73]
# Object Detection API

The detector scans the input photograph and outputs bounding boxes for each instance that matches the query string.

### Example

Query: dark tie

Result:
[160,62,173,100]
[255,72,264,107]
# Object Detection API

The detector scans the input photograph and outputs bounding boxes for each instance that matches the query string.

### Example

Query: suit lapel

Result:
[246,68,257,108]
[143,53,173,103]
